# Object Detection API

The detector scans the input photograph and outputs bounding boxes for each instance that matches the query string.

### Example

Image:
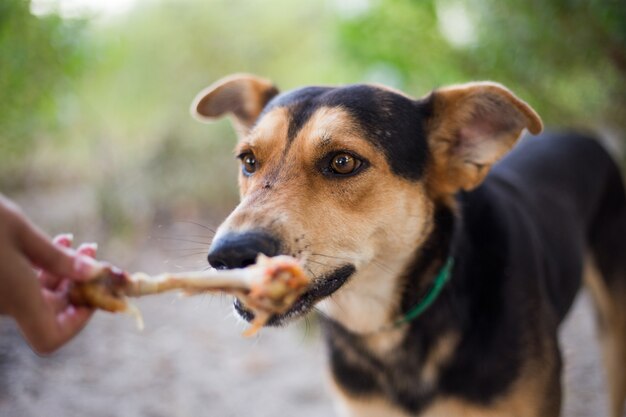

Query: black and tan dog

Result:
[191,74,626,417]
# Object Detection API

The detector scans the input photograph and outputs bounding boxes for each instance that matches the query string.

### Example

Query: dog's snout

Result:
[207,231,281,270]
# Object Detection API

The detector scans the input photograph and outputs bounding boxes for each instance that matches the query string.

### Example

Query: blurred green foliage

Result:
[339,0,626,131]
[0,0,87,166]
[0,0,624,236]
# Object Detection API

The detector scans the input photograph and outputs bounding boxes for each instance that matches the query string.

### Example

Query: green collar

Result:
[394,257,454,327]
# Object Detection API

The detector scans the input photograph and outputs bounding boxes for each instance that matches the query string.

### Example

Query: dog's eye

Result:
[330,153,362,175]
[239,152,257,175]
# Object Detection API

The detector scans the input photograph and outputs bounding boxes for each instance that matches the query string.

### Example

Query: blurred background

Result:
[1,0,625,416]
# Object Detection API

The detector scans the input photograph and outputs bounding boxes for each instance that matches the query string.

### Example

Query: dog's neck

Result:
[317,204,458,340]
[396,206,457,330]
[318,204,465,411]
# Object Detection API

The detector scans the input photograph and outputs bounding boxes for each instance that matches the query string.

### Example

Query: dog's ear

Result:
[424,82,542,194]
[191,74,280,137]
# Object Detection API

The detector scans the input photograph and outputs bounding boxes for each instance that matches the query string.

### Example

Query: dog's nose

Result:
[207,231,281,270]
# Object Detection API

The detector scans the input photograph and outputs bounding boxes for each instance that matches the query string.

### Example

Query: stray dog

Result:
[191,74,626,417]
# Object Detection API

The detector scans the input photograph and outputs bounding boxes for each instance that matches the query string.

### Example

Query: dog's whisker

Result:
[309,252,354,262]
[327,293,350,316]
[370,259,396,275]
[173,220,218,233]
[160,233,215,240]
[305,266,320,280]
[309,251,395,275]
[312,306,334,323]
[303,316,311,341]
[306,259,337,269]
[307,252,347,264]
[151,236,213,245]
[162,247,210,252]
[170,252,210,260]
[306,258,332,266]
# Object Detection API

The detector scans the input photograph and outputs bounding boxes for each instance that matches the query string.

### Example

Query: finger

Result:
[4,255,60,354]
[16,220,104,281]
[54,306,93,346]
[53,234,74,248]
[0,248,47,318]
[61,306,93,330]
[77,242,98,258]
[0,245,90,355]
[42,288,69,313]
[39,234,76,289]
[73,255,105,282]
[38,268,61,290]
[17,296,93,355]
[69,243,100,283]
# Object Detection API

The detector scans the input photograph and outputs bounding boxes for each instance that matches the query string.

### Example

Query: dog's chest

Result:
[327,323,545,417]
[333,395,536,417]
[325,324,461,416]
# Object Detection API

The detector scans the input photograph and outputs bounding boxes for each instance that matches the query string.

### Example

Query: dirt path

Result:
[0,286,334,417]
[0,283,615,417]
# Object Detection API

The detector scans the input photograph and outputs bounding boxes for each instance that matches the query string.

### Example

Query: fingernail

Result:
[78,243,98,258]
[54,233,74,247]
[74,255,104,278]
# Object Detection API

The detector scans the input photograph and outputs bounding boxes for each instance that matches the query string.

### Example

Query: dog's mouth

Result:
[234,263,356,326]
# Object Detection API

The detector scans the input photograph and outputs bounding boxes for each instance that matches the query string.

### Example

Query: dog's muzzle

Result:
[207,230,356,325]
[234,263,356,326]
[207,230,281,269]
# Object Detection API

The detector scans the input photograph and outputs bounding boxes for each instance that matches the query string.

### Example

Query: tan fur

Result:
[584,257,626,417]
[334,395,413,417]
[234,107,291,198]
[423,388,545,417]
[362,326,409,355]
[191,73,278,136]
[420,332,460,385]
[333,388,546,417]
[331,332,560,417]
[425,82,543,198]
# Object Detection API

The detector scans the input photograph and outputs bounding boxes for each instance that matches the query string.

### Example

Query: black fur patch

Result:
[327,333,380,394]
[262,85,433,180]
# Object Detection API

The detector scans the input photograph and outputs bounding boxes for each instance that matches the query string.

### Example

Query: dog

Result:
[190,74,626,417]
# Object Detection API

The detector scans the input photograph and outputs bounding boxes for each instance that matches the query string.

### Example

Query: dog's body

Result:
[192,75,626,417]
[324,131,626,417]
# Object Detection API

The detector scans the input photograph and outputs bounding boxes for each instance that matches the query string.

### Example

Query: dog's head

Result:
[191,74,541,333]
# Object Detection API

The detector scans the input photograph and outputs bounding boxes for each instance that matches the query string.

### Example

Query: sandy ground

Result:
[0,189,621,417]
[0,270,617,416]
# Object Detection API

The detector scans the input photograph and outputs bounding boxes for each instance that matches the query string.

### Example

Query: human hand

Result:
[0,195,105,354]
